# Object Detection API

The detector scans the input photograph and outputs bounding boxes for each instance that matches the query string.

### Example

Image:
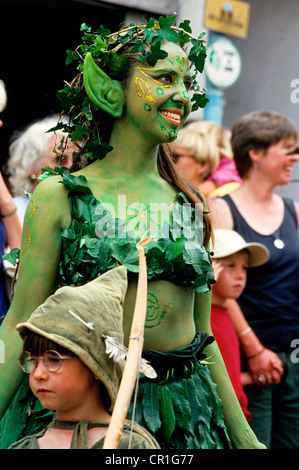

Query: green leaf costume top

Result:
[58,174,230,450]
[58,174,215,292]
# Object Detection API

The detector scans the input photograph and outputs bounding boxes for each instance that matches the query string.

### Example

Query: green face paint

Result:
[181,81,190,100]
[125,42,192,143]
[156,87,164,96]
[175,55,186,74]
[159,123,178,141]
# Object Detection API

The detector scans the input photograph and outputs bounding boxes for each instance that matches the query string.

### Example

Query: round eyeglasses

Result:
[19,350,76,374]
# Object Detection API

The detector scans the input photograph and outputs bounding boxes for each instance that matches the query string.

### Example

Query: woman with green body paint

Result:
[0,18,264,449]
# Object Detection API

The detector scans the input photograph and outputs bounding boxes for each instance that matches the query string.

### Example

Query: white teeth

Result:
[161,111,180,120]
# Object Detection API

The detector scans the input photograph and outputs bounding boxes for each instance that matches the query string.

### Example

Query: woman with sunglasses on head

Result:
[0,17,263,449]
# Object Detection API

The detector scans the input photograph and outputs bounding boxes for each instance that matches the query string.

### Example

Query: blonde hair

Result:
[169,127,219,174]
[186,120,233,160]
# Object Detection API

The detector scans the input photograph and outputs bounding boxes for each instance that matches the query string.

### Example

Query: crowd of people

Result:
[0,15,298,450]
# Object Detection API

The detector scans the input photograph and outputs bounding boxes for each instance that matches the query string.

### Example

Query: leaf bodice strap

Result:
[58,174,215,292]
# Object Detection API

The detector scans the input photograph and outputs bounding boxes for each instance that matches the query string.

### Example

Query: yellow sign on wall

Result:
[204,0,250,39]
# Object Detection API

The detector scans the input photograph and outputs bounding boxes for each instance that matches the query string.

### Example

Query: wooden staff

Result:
[103,237,151,449]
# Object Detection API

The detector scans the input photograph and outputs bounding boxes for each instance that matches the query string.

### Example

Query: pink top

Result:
[208,157,242,186]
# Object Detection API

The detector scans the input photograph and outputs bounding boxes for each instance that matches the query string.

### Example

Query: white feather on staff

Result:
[103,335,157,379]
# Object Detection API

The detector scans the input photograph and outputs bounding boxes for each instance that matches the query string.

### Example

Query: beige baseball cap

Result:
[211,229,270,267]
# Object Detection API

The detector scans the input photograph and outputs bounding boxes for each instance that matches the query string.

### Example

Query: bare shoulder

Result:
[208,196,234,229]
[27,175,71,228]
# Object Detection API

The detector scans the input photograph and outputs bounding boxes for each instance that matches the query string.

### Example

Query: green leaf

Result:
[189,39,207,74]
[94,36,108,52]
[168,381,191,432]
[24,189,32,199]
[2,247,20,266]
[159,385,176,442]
[71,124,90,141]
[66,49,80,65]
[96,24,110,38]
[158,15,176,30]
[146,246,173,278]
[80,23,91,33]
[100,51,130,76]
[198,367,226,429]
[130,39,147,56]
[37,171,54,182]
[157,16,182,43]
[146,42,168,66]
[110,240,139,272]
[61,173,91,193]
[185,372,211,432]
[165,238,185,262]
[179,20,192,34]
[143,382,162,434]
[191,92,209,111]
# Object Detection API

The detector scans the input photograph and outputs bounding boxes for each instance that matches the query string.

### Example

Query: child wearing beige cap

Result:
[211,229,269,422]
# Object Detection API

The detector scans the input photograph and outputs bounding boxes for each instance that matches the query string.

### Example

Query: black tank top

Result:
[222,194,299,352]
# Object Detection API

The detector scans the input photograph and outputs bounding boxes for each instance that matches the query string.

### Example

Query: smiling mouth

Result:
[159,109,183,126]
[284,166,293,173]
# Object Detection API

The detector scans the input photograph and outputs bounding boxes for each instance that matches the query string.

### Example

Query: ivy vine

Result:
[50,14,209,169]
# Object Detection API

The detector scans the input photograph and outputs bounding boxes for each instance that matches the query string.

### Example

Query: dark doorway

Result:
[0,0,125,167]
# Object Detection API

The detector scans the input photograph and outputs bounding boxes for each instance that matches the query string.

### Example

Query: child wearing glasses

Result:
[9,266,159,449]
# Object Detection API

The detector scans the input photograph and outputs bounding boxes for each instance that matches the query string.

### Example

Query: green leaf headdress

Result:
[54,14,209,169]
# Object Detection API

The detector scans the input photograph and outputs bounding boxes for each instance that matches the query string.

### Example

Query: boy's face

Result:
[212,250,249,304]
[29,353,100,419]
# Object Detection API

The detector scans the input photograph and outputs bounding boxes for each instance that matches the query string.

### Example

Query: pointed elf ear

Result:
[83,53,125,118]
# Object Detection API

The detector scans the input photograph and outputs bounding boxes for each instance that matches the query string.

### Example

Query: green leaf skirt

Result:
[127,333,232,449]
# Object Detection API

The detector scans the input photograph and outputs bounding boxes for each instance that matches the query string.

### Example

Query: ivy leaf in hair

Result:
[144,41,168,67]
[100,51,130,78]
[188,37,207,74]
[191,92,210,112]
[130,39,147,57]
[53,14,210,171]
[156,15,182,43]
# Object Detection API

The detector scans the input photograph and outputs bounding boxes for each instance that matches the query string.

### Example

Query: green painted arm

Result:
[194,291,266,449]
[0,176,70,418]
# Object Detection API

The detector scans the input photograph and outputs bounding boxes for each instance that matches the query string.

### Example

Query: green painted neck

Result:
[102,118,161,177]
